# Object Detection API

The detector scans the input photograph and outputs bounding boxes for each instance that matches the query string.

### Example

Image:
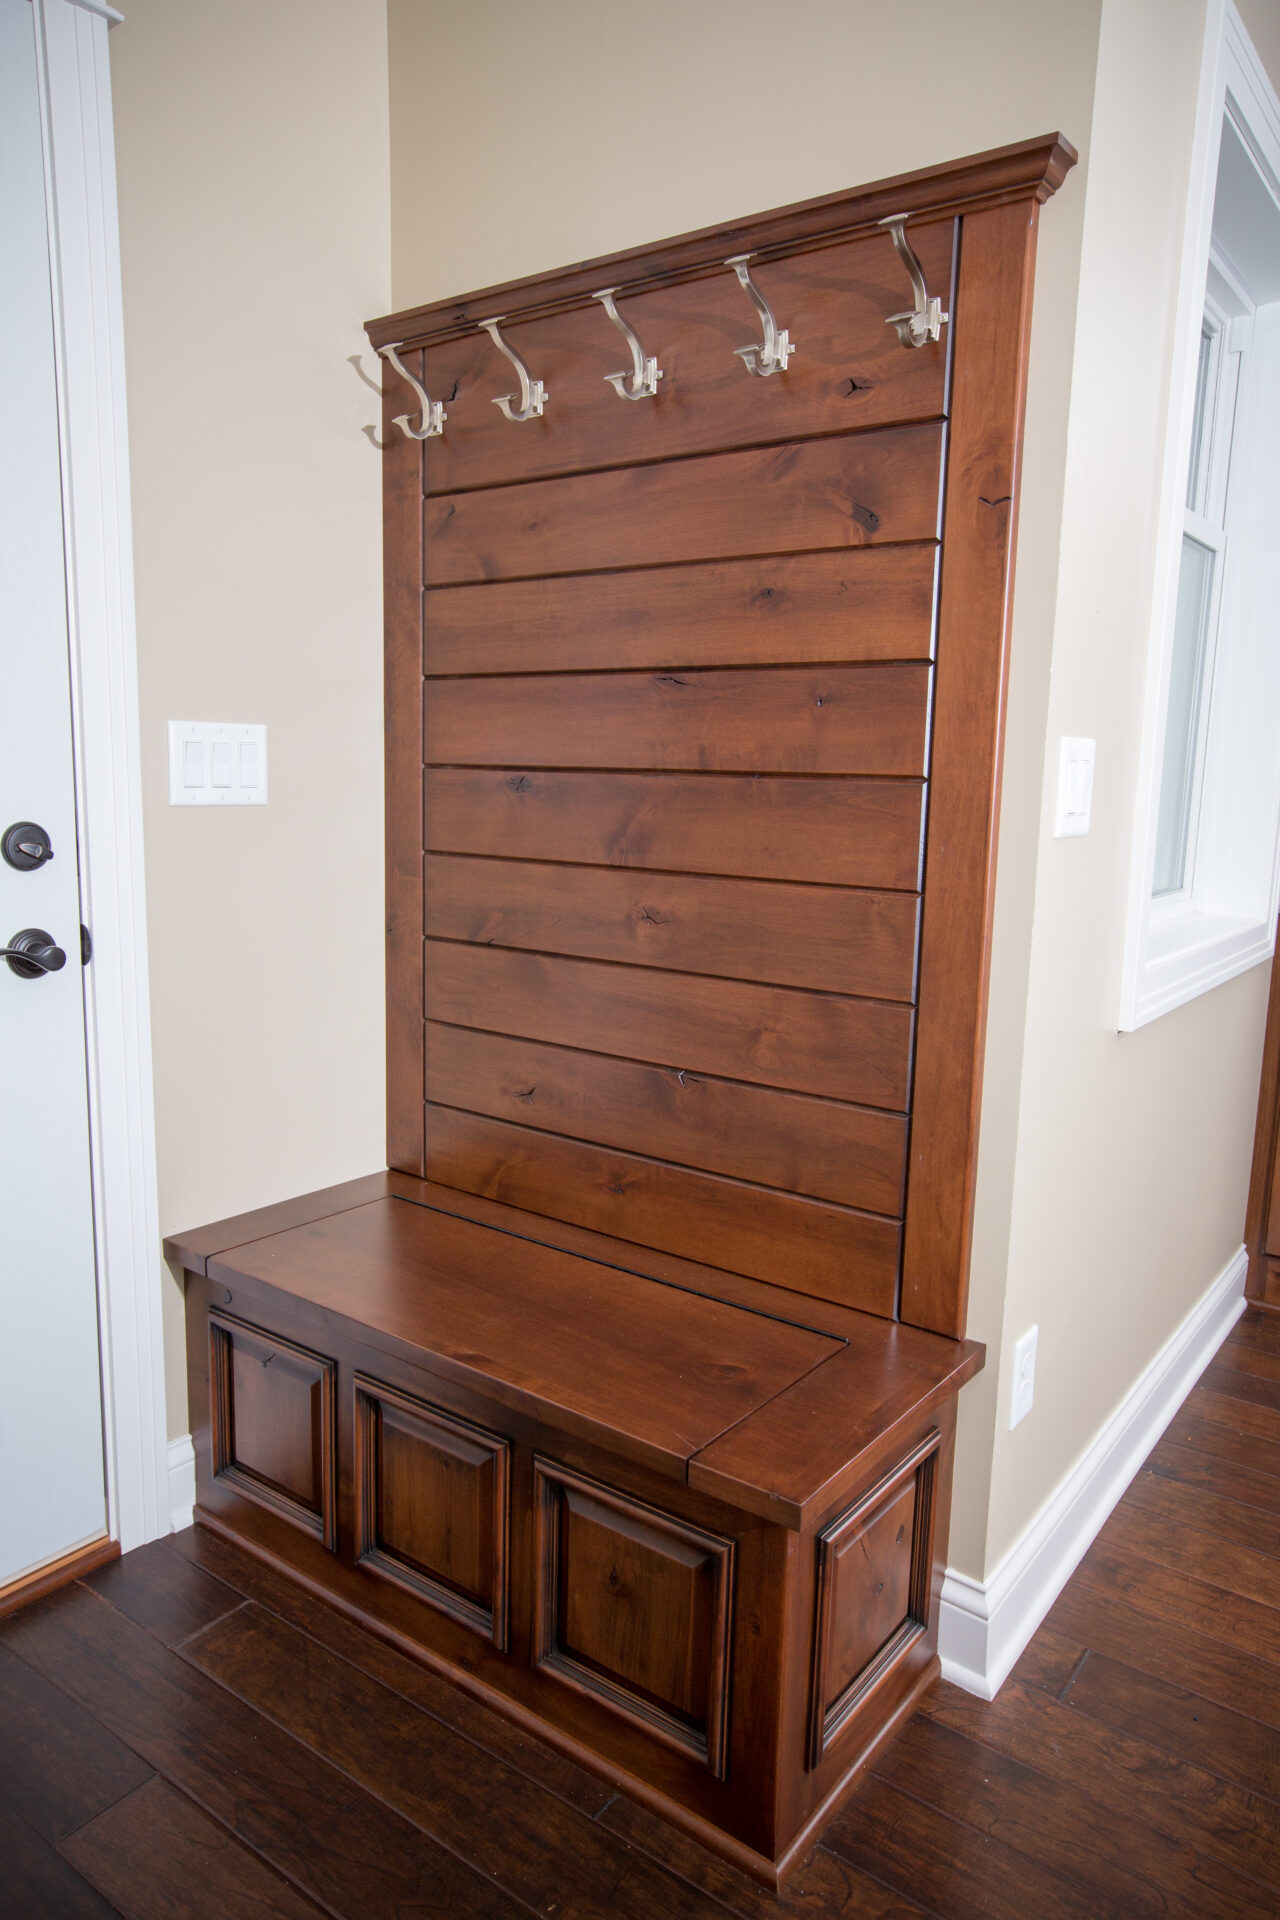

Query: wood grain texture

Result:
[0,1640,152,1842]
[0,1536,120,1621]
[164,1171,392,1280]
[425,768,925,890]
[425,1023,908,1214]
[0,1799,123,1920]
[423,1103,901,1311]
[425,545,938,676]
[424,426,943,585]
[900,198,1041,1338]
[424,855,918,1000]
[427,663,931,776]
[424,941,914,1107]
[84,1538,245,1650]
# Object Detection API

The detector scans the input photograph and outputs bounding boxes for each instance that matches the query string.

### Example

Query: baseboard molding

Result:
[168,1434,196,1534]
[940,1245,1248,1698]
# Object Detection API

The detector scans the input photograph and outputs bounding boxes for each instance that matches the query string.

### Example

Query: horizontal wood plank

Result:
[426,663,931,776]
[415,224,953,492]
[424,854,918,1000]
[424,545,937,676]
[425,768,925,889]
[424,1104,900,1311]
[423,941,913,1107]
[425,1023,908,1214]
[423,425,944,584]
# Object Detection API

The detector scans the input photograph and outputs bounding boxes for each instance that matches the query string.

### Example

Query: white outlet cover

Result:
[1053,736,1095,838]
[1009,1324,1038,1430]
[168,721,267,806]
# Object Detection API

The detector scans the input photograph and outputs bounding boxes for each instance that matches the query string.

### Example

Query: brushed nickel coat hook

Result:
[879,214,948,348]
[377,342,447,439]
[725,254,794,377]
[592,287,663,400]
[478,316,548,421]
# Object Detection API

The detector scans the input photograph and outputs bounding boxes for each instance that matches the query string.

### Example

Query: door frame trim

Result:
[33,0,169,1553]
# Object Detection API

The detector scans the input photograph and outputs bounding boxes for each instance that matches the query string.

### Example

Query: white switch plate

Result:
[168,721,267,806]
[1009,1324,1038,1430]
[1054,736,1095,837]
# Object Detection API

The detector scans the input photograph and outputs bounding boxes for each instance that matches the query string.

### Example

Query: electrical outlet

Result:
[1009,1325,1038,1430]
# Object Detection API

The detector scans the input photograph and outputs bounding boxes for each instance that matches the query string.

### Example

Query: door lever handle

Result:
[2,929,67,978]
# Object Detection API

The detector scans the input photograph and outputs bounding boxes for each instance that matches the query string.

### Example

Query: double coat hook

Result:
[725,254,795,377]
[479,316,547,421]
[377,342,446,439]
[592,288,662,400]
[879,214,948,348]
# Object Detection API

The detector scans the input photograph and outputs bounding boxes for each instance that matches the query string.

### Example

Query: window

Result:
[1120,13,1280,1029]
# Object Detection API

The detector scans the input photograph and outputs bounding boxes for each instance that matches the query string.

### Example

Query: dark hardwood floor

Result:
[3,1306,1280,1918]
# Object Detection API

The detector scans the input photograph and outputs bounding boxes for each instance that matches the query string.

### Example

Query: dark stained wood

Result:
[84,1537,244,1649]
[1094,1498,1280,1612]
[61,1776,332,1920]
[1075,1539,1280,1663]
[1167,1409,1280,1483]
[424,1104,900,1311]
[901,198,1042,1339]
[1123,1461,1280,1558]
[1,1583,526,1920]
[424,855,919,1000]
[425,768,926,891]
[424,426,942,586]
[0,1640,152,1841]
[162,1170,392,1279]
[0,1800,123,1920]
[209,1313,337,1549]
[425,1024,909,1215]
[414,227,953,493]
[0,1535,120,1621]
[1210,1338,1280,1383]
[1193,1384,1280,1445]
[425,545,938,676]
[366,133,1075,350]
[383,356,426,1176]
[1148,1433,1280,1516]
[427,663,931,776]
[1201,1360,1280,1411]
[425,942,914,1108]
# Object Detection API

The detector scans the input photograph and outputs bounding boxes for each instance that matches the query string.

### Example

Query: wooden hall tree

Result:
[169,134,1076,1884]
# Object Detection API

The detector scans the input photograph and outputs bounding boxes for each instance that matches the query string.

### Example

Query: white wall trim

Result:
[940,1245,1248,1698]
[35,0,169,1554]
[167,1435,196,1534]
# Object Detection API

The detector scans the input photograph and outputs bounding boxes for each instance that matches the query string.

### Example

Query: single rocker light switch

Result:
[1054,737,1095,838]
[1009,1325,1038,1430]
[169,721,268,806]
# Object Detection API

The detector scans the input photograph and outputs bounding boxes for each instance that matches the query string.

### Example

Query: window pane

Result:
[1186,325,1214,512]
[1153,535,1215,896]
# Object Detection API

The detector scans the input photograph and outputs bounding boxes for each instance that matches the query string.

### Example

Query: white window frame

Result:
[1120,2,1280,1030]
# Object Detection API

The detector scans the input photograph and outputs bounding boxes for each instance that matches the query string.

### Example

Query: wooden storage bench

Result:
[170,1173,980,1884]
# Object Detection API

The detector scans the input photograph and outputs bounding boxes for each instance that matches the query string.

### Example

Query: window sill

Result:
[1121,909,1275,1029]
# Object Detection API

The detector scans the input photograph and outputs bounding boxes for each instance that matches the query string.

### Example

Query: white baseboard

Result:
[939,1245,1248,1698]
[167,1434,195,1534]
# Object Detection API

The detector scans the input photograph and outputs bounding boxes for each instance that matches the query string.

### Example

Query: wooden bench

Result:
[173,134,1073,1883]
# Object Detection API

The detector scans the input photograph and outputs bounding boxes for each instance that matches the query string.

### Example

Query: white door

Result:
[0,0,108,1588]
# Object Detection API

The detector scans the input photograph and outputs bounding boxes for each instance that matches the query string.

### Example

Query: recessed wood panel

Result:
[208,1312,336,1548]
[808,1431,939,1764]
[414,221,954,493]
[426,663,930,777]
[424,1105,901,1312]
[534,1457,735,1774]
[424,942,913,1108]
[424,855,919,1001]
[424,425,943,586]
[424,769,925,892]
[354,1375,509,1646]
[425,1024,908,1214]
[423,545,937,676]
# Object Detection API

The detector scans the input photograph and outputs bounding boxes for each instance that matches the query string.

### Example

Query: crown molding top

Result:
[367,131,1077,353]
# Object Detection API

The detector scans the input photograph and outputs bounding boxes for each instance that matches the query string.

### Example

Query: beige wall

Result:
[110,0,391,1439]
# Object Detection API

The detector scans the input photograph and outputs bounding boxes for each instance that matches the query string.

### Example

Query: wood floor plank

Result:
[1190,1387,1280,1447]
[60,1776,330,1920]
[1201,1362,1280,1414]
[85,1538,246,1650]
[827,1771,1106,1920]
[1148,1436,1280,1517]
[1227,1310,1280,1356]
[0,1798,124,1920]
[920,1675,1280,1898]
[1095,1500,1280,1612]
[1004,1620,1087,1696]
[1062,1649,1280,1805]
[1076,1540,1280,1661]
[595,1797,927,1919]
[182,1600,735,1920]
[0,1641,152,1842]
[1123,1464,1280,1557]
[166,1527,612,1816]
[1212,1341,1280,1384]
[870,1710,1274,1920]
[1048,1581,1280,1730]
[1165,1410,1280,1484]
[0,1584,524,1920]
